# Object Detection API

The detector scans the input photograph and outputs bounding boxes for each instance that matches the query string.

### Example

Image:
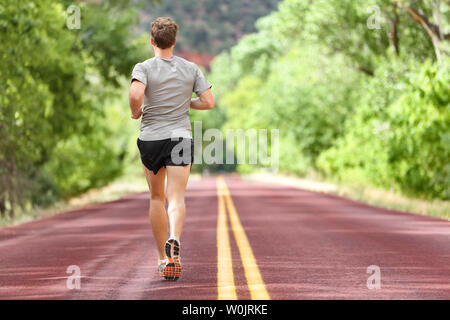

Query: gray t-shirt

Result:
[131,56,212,141]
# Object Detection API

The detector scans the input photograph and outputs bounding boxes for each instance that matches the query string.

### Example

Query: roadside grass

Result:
[0,165,203,229]
[2,169,447,229]
[243,172,450,221]
[0,171,149,228]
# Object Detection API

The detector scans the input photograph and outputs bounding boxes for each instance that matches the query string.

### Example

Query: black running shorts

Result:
[137,138,194,175]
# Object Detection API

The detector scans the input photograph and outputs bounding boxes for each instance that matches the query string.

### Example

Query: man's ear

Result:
[173,38,177,47]
[150,37,155,46]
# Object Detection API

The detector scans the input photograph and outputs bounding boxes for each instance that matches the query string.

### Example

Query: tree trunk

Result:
[7,160,15,219]
[389,1,400,55]
[404,5,444,61]
[432,0,443,39]
[0,196,5,218]
[358,66,375,77]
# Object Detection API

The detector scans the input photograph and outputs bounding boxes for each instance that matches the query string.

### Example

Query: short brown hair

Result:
[151,17,178,49]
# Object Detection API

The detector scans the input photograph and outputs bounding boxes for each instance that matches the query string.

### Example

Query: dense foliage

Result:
[1,0,448,221]
[209,0,449,199]
[0,0,150,217]
[142,0,281,54]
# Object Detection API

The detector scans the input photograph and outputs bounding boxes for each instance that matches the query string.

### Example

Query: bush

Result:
[318,59,450,199]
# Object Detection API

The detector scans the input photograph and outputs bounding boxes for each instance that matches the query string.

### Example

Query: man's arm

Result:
[190,89,215,110]
[129,80,146,119]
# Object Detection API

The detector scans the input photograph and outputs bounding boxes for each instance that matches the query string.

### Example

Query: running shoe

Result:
[164,238,181,281]
[158,260,167,277]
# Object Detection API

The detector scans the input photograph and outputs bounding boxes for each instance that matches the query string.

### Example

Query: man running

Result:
[129,17,214,281]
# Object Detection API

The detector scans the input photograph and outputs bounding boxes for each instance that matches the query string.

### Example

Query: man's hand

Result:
[129,80,146,119]
[190,89,215,110]
[131,109,143,119]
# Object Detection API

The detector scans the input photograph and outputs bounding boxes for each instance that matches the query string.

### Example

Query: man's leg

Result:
[166,165,191,240]
[143,165,167,261]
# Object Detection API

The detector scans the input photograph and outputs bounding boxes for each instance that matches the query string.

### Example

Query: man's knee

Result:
[167,196,185,209]
[150,191,165,203]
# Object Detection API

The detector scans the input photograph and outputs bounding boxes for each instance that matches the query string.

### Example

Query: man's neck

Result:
[153,46,174,60]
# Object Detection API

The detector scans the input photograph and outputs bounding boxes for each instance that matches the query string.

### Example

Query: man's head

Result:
[151,17,178,49]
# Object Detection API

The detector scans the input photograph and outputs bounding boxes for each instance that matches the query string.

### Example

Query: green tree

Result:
[0,0,152,218]
[209,0,449,199]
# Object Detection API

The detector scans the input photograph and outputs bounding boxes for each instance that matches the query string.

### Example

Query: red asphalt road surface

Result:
[0,176,449,300]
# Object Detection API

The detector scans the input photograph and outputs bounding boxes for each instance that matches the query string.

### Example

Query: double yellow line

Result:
[216,176,270,300]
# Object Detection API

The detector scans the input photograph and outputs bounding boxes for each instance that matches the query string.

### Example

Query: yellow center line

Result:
[217,176,271,300]
[216,178,238,300]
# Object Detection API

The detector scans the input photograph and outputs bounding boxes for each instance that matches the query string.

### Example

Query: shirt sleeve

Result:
[193,65,212,96]
[131,62,147,86]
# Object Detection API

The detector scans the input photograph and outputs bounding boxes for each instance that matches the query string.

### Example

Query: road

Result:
[0,176,449,299]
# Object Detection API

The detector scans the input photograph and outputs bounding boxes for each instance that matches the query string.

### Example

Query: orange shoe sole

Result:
[164,239,181,281]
